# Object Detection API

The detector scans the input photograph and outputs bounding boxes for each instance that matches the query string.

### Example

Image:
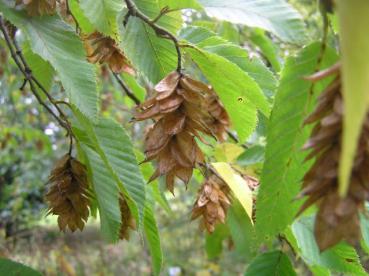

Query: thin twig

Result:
[123,0,182,73]
[66,0,80,34]
[0,17,66,128]
[112,71,141,105]
[0,16,74,152]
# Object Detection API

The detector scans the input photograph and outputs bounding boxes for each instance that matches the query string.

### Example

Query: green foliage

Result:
[80,0,123,37]
[121,0,182,83]
[82,145,121,242]
[0,2,99,119]
[249,28,281,72]
[143,189,163,276]
[244,251,296,276]
[74,113,146,226]
[0,258,41,276]
[255,43,338,243]
[291,216,367,275]
[23,42,54,94]
[205,224,229,259]
[227,201,257,260]
[198,0,307,43]
[159,0,202,10]
[121,18,177,84]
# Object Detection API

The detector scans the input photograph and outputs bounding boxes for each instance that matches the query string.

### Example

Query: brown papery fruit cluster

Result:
[84,32,134,74]
[16,0,56,16]
[298,63,369,251]
[191,174,231,233]
[205,93,231,142]
[45,154,91,232]
[135,71,230,193]
[119,194,136,240]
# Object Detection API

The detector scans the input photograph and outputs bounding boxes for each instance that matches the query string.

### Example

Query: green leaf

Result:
[0,258,41,276]
[122,0,184,84]
[136,150,171,214]
[186,46,270,142]
[181,26,277,99]
[82,145,121,242]
[69,0,95,33]
[227,201,257,260]
[23,41,54,95]
[244,251,296,276]
[74,112,146,226]
[144,191,163,276]
[122,73,146,103]
[205,224,229,259]
[250,28,281,72]
[159,0,202,10]
[121,17,177,83]
[292,216,367,275]
[133,0,182,33]
[237,145,265,166]
[80,0,123,37]
[337,0,369,196]
[198,0,307,44]
[0,3,98,119]
[255,43,339,243]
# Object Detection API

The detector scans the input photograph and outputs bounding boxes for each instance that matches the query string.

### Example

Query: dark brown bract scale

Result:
[298,63,369,251]
[45,154,91,232]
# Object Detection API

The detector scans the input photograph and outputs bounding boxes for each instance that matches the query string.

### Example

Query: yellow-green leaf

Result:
[212,162,253,223]
[337,0,369,196]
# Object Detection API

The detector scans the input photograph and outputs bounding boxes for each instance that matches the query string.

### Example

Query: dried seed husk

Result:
[83,32,134,74]
[45,154,91,232]
[16,0,56,16]
[299,63,369,251]
[191,175,231,233]
[135,72,228,193]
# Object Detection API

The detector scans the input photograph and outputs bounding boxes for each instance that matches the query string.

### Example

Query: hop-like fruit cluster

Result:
[45,154,91,232]
[205,93,230,142]
[191,174,231,233]
[16,0,56,16]
[84,32,134,74]
[298,63,369,251]
[135,71,229,193]
[119,194,136,240]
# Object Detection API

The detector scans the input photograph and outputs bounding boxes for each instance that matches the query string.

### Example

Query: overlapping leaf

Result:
[80,0,123,37]
[255,43,338,243]
[121,0,182,83]
[0,3,98,119]
[244,251,296,276]
[292,216,367,275]
[198,0,307,44]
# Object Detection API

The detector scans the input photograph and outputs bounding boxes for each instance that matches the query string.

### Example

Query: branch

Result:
[66,0,81,34]
[0,16,74,154]
[123,0,182,73]
[111,71,141,105]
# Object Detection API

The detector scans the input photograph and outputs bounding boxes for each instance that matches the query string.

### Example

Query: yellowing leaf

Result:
[213,143,244,163]
[212,162,253,224]
[337,0,369,196]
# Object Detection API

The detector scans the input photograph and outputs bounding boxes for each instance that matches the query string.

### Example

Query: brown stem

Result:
[66,0,80,34]
[0,16,74,146]
[111,71,141,105]
[123,0,182,73]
